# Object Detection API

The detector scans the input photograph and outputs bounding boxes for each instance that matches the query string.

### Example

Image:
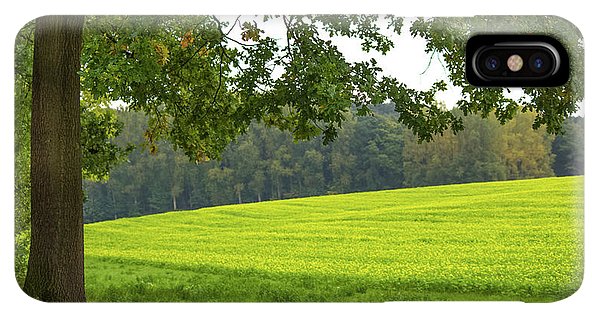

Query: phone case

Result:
[14,15,584,302]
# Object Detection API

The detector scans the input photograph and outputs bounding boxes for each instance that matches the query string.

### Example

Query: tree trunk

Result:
[188,186,194,209]
[172,192,177,210]
[24,15,85,302]
[109,182,116,206]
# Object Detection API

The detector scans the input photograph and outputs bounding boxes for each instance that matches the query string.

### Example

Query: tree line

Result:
[83,104,584,223]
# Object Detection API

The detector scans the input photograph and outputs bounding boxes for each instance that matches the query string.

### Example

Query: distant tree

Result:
[403,126,457,187]
[301,149,326,195]
[234,183,245,204]
[452,111,506,183]
[83,182,115,223]
[250,170,267,202]
[225,139,262,202]
[552,117,584,176]
[206,167,235,205]
[501,111,555,179]
[351,116,404,190]
[404,109,554,187]
[327,119,356,193]
[270,146,293,199]
[188,165,212,209]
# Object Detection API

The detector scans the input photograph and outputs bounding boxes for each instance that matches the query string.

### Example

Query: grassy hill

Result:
[84,176,584,302]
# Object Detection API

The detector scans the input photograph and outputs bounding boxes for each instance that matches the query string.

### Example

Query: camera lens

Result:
[484,56,501,71]
[529,53,551,74]
[532,57,544,70]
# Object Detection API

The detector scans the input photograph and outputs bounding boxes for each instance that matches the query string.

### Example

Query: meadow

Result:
[84,176,584,302]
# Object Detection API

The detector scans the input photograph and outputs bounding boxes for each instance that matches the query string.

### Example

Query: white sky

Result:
[223,16,464,108]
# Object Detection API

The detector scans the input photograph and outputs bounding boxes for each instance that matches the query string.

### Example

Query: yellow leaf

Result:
[180,30,194,49]
[153,42,169,65]
[149,144,158,155]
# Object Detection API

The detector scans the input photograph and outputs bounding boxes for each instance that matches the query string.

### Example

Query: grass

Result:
[84,176,584,302]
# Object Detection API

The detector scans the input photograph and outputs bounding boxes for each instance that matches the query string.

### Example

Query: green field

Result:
[84,176,584,302]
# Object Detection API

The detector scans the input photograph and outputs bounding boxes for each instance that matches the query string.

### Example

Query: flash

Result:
[507,54,524,72]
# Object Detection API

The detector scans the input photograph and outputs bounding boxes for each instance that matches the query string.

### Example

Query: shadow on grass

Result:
[85,256,577,302]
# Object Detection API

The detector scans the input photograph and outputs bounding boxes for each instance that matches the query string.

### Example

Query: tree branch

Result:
[224,35,259,47]
[168,41,209,76]
[211,46,224,107]
[282,15,294,59]
[225,16,242,36]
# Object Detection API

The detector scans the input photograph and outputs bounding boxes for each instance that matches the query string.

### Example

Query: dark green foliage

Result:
[81,100,133,181]
[83,108,407,222]
[349,116,404,191]
[83,106,582,223]
[75,16,586,163]
[78,16,414,161]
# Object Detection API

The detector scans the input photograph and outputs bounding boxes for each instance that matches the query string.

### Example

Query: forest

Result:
[82,104,584,223]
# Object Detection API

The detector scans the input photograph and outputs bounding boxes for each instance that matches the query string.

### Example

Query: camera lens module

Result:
[466,35,568,87]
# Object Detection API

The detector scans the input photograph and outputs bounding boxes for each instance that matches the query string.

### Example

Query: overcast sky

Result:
[223,16,465,109]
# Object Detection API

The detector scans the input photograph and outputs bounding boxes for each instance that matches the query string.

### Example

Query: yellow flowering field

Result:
[85,176,584,302]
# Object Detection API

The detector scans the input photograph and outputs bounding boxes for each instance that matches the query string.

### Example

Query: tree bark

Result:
[24,15,86,302]
[172,192,177,210]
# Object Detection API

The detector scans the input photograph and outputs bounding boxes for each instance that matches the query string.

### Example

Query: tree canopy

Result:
[77,15,583,163]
